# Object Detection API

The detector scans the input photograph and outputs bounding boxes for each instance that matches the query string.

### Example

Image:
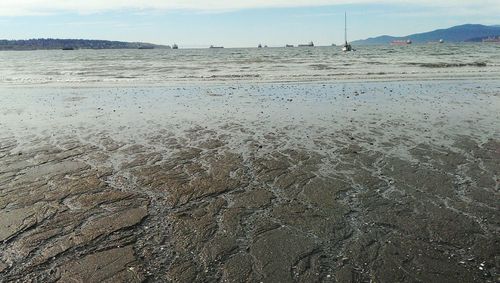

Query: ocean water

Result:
[0,43,499,85]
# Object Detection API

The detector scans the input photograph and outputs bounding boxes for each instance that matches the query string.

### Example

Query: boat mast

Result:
[344,12,347,44]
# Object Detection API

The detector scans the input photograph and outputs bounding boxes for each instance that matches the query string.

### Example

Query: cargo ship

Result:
[391,39,412,45]
[483,36,500,43]
[298,42,314,47]
[428,39,444,44]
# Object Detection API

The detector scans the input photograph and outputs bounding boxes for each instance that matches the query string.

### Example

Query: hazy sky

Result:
[0,0,498,47]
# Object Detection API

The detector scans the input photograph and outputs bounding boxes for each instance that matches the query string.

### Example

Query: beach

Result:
[0,78,499,282]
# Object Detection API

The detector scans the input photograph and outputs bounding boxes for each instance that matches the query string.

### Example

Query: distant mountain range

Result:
[0,38,169,50]
[352,24,500,45]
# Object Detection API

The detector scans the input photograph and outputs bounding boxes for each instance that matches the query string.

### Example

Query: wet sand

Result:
[0,80,499,282]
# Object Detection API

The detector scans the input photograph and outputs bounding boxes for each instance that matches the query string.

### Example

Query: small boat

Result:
[342,44,352,52]
[285,44,294,48]
[298,41,314,47]
[172,44,178,49]
[391,39,412,46]
[342,12,353,52]
[209,45,224,49]
[342,41,352,51]
[258,44,262,48]
[439,39,444,43]
[62,47,75,50]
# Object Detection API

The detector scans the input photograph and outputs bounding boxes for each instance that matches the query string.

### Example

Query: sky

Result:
[0,0,499,47]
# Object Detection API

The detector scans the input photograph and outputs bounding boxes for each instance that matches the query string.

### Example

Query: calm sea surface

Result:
[0,43,499,85]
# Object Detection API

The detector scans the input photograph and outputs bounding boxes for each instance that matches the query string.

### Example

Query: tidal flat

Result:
[0,80,499,282]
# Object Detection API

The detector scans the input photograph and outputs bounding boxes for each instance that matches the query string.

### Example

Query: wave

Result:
[309,64,336,70]
[406,62,487,68]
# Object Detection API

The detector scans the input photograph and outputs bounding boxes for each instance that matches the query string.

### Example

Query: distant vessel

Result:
[428,39,444,44]
[172,44,178,49]
[342,12,353,52]
[298,41,314,47]
[138,46,154,49]
[209,45,224,49]
[62,47,75,50]
[285,44,294,48]
[483,36,500,43]
[258,44,262,48]
[391,39,412,45]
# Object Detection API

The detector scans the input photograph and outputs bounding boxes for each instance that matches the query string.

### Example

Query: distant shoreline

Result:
[0,38,169,51]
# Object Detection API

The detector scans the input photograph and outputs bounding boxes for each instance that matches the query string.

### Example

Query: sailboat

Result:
[342,12,353,52]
